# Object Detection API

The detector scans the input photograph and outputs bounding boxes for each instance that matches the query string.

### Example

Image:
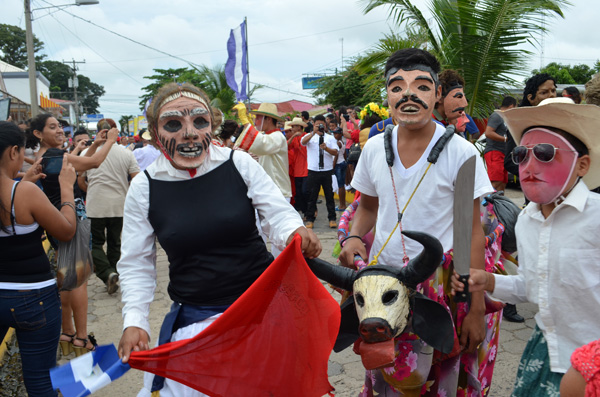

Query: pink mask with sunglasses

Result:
[516,128,579,205]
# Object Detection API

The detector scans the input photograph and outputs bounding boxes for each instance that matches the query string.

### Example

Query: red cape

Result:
[129,235,340,397]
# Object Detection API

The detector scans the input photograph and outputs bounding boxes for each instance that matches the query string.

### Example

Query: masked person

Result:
[452,98,600,396]
[117,83,320,397]
[433,69,480,139]
[339,48,493,396]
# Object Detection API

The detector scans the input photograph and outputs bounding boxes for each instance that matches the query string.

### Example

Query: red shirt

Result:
[288,134,308,178]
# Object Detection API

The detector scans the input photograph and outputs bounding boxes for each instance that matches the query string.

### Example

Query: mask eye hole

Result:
[164,120,182,132]
[355,293,365,307]
[382,290,399,306]
[194,117,209,130]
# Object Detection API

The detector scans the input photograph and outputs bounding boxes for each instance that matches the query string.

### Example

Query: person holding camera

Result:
[31,113,118,356]
[301,114,339,229]
[79,118,140,295]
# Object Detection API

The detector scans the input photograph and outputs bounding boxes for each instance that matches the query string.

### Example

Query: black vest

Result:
[145,151,273,306]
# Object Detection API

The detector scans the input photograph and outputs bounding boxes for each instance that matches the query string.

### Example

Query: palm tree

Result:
[360,0,570,118]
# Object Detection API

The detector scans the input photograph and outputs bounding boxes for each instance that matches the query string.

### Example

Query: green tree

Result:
[38,60,105,114]
[139,65,261,116]
[360,0,570,118]
[312,66,383,108]
[532,62,598,84]
[0,24,45,69]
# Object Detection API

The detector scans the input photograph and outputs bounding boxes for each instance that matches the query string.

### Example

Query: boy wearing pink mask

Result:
[452,98,600,396]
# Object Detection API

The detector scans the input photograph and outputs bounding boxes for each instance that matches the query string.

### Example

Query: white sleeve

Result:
[350,138,378,196]
[491,271,529,304]
[117,173,157,338]
[233,151,303,248]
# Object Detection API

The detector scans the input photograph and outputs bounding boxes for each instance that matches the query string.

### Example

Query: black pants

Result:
[305,170,336,222]
[294,176,308,215]
[90,217,123,284]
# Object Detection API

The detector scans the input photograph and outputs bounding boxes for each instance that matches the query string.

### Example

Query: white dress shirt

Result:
[302,132,338,171]
[493,181,600,373]
[118,145,304,337]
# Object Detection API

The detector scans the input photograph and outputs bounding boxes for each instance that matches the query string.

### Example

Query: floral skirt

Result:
[511,325,564,397]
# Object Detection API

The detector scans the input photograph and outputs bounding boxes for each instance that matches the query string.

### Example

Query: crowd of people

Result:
[0,47,599,397]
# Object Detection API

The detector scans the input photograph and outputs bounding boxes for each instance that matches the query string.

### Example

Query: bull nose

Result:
[359,318,394,343]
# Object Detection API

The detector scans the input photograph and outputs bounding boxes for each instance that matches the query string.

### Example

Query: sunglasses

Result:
[511,143,577,164]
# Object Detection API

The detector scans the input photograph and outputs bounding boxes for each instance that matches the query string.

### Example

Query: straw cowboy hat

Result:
[497,97,600,189]
[283,121,292,131]
[288,117,308,128]
[141,129,152,140]
[252,103,284,121]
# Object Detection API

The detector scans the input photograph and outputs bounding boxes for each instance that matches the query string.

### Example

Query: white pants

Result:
[137,313,222,397]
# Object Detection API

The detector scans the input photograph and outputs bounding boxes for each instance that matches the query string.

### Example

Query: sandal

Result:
[59,332,76,356]
[73,333,98,357]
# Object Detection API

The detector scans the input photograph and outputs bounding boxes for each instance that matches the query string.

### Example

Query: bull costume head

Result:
[306,231,455,369]
[145,83,223,172]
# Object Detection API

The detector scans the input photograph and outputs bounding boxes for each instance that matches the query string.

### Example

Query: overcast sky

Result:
[1,0,598,123]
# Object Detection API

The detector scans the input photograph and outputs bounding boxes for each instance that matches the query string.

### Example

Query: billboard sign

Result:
[302,77,324,90]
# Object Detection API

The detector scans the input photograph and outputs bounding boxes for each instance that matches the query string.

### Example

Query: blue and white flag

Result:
[50,344,130,397]
[225,20,248,102]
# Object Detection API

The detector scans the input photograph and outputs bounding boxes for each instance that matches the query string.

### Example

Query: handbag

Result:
[56,217,94,291]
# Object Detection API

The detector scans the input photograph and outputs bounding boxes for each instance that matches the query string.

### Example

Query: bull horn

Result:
[305,258,356,291]
[398,230,444,289]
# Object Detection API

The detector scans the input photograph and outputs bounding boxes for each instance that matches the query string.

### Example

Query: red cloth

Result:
[128,235,340,397]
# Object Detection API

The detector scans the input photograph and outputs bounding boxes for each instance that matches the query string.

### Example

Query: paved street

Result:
[58,188,533,397]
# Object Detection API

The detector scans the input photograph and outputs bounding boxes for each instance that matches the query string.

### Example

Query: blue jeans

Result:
[0,284,61,396]
[334,161,347,187]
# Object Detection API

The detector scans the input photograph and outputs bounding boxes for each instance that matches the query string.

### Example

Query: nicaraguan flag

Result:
[50,344,130,397]
[225,20,248,102]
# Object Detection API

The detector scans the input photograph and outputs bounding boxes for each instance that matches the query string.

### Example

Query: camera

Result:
[318,124,325,133]
[85,140,93,146]
[343,114,350,122]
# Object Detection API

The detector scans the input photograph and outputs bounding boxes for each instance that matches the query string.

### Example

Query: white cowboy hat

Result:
[288,117,308,128]
[283,121,292,131]
[251,103,284,122]
[141,129,152,140]
[497,97,600,188]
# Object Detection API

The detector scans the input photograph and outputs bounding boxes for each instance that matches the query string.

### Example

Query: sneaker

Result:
[106,272,119,295]
[305,222,314,229]
[329,220,337,228]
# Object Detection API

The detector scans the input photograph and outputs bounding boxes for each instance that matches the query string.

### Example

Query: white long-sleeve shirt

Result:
[118,146,304,337]
[493,181,600,373]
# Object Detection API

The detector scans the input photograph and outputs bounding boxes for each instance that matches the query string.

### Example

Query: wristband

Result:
[61,202,76,212]
[341,235,363,247]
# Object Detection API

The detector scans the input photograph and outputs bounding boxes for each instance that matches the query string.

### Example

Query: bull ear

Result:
[398,230,444,289]
[411,293,456,354]
[304,258,355,292]
[333,296,360,353]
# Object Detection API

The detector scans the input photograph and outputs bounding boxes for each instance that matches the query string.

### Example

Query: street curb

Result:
[0,328,15,366]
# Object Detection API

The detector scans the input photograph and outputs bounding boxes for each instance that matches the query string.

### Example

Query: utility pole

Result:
[340,38,344,71]
[64,59,85,126]
[24,0,39,117]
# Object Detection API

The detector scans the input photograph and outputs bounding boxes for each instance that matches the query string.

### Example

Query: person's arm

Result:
[484,125,506,142]
[339,193,379,268]
[322,137,338,156]
[77,174,87,192]
[341,119,352,140]
[23,156,35,165]
[301,131,316,146]
[234,150,321,258]
[459,198,487,353]
[67,128,118,173]
[70,140,87,156]
[29,154,77,241]
[117,175,156,361]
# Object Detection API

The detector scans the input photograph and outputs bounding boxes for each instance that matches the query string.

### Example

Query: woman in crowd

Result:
[0,121,77,396]
[31,113,118,355]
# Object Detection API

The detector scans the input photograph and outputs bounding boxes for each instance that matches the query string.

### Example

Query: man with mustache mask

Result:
[433,69,480,139]
[339,48,493,396]
[116,83,320,396]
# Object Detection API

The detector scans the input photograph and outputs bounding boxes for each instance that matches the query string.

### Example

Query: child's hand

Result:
[451,269,490,294]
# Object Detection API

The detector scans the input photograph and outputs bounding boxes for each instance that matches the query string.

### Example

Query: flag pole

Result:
[245,16,250,105]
